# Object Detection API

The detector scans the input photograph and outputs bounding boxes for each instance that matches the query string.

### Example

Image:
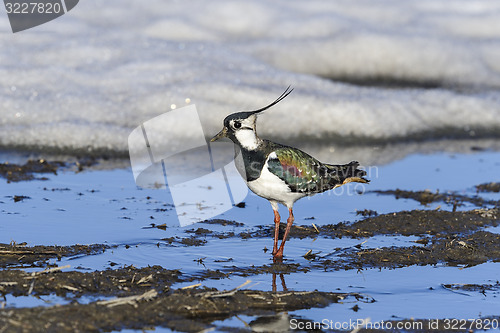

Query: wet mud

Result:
[0,160,63,183]
[0,156,123,183]
[373,189,499,208]
[0,285,373,332]
[0,243,109,269]
[0,265,181,298]
[476,182,500,193]
[187,208,499,241]
[442,281,500,294]
[333,230,500,270]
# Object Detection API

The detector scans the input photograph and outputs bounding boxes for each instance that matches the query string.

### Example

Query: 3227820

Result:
[5,2,62,14]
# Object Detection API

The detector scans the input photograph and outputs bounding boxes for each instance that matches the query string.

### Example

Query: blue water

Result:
[1,150,500,328]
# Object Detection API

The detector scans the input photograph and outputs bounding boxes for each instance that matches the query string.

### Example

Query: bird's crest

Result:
[244,85,294,116]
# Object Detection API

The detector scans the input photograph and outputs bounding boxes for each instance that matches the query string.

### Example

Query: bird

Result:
[211,87,369,259]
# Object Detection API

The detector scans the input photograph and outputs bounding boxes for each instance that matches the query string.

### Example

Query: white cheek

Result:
[235,129,259,150]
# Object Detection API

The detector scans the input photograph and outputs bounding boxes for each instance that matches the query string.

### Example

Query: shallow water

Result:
[208,262,500,325]
[1,150,500,331]
[2,150,499,246]
[2,293,111,309]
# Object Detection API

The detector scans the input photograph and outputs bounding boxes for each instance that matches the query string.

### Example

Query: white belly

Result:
[247,163,305,208]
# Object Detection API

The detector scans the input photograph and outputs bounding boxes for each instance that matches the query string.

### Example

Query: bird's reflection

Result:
[272,273,288,293]
[248,312,290,333]
[253,271,290,332]
[236,274,291,332]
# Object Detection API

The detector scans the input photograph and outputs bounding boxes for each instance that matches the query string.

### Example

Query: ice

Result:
[1,0,500,155]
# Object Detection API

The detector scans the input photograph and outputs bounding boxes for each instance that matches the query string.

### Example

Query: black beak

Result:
[210,127,228,142]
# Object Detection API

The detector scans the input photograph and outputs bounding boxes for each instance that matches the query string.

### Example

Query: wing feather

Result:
[266,146,369,194]
[267,148,322,193]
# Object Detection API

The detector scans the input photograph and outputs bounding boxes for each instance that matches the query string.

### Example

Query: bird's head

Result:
[211,86,293,149]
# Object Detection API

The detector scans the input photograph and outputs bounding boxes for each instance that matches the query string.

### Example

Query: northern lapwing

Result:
[211,87,369,259]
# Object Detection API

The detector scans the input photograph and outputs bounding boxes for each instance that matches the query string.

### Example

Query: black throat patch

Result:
[236,145,268,182]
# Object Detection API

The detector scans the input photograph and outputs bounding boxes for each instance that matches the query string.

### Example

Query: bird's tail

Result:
[325,161,369,187]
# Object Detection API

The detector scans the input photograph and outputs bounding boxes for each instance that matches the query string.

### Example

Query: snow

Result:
[1,0,500,154]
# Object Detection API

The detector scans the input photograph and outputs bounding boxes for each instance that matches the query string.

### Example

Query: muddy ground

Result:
[1,161,500,332]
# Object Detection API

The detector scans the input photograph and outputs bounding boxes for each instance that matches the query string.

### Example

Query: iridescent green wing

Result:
[266,147,323,193]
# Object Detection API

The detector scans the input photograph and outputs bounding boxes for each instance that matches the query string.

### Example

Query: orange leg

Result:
[272,209,281,256]
[274,208,294,259]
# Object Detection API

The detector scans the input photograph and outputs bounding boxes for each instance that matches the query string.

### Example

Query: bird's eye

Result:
[233,121,242,129]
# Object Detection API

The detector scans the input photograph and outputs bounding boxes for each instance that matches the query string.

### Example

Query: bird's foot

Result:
[273,249,284,261]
